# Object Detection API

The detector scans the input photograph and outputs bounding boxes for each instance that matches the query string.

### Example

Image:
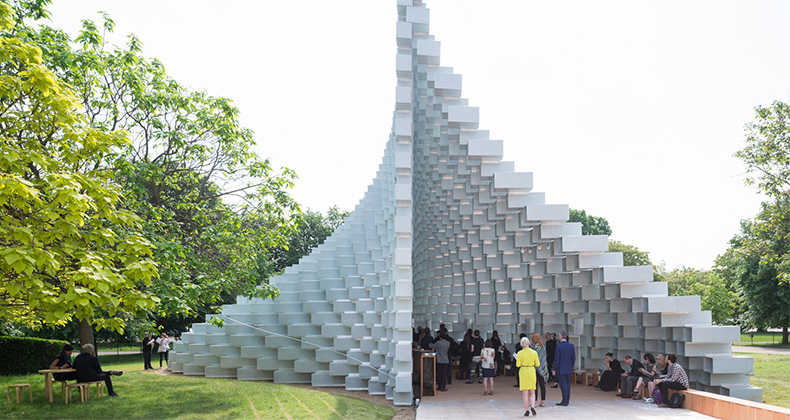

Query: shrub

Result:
[0,336,69,375]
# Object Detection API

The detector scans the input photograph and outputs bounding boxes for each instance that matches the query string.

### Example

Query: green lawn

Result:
[736,332,790,347]
[0,355,395,420]
[735,352,790,410]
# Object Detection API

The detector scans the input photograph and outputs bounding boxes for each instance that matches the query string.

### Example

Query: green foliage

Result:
[608,240,651,267]
[663,267,739,325]
[0,336,67,375]
[715,215,790,342]
[0,3,158,333]
[261,206,349,279]
[735,101,790,198]
[16,9,301,322]
[569,208,612,236]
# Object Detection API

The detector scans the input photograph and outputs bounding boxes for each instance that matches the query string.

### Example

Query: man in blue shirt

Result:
[551,331,575,406]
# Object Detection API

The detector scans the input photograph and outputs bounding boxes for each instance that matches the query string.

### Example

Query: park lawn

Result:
[0,355,395,420]
[736,332,790,347]
[735,352,790,410]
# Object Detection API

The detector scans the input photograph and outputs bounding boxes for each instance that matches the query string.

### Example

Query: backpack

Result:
[651,388,662,404]
[667,392,685,408]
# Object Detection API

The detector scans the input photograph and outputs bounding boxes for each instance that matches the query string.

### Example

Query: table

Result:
[38,368,75,403]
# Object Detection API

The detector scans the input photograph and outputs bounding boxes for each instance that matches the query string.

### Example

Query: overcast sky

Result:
[44,0,790,270]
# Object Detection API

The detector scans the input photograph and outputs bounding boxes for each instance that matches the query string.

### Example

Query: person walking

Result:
[552,331,575,406]
[142,332,154,370]
[516,336,539,417]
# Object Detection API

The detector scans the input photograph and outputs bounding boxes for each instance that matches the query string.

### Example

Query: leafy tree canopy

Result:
[663,267,738,325]
[607,240,651,267]
[735,101,790,198]
[569,208,612,236]
[261,206,349,280]
[0,2,158,333]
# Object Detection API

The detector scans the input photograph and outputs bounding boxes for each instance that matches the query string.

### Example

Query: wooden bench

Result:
[84,381,105,399]
[6,384,32,404]
[668,388,790,420]
[64,383,87,404]
[573,371,589,385]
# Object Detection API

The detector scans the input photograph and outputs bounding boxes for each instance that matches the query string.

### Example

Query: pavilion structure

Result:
[169,0,761,406]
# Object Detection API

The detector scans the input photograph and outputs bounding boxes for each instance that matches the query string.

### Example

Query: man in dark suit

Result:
[551,331,575,406]
[73,343,122,397]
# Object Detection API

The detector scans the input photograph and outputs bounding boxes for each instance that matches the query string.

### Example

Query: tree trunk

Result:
[783,326,788,345]
[78,318,95,352]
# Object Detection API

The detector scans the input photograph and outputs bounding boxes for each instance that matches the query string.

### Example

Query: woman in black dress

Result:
[597,352,624,391]
[50,343,77,381]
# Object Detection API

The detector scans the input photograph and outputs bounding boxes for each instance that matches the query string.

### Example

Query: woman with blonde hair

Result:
[530,333,548,407]
[516,336,539,416]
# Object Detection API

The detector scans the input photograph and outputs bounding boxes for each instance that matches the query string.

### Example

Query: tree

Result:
[261,206,349,279]
[735,101,790,198]
[0,3,157,338]
[19,12,301,325]
[569,208,612,236]
[608,240,651,267]
[716,213,790,343]
[663,267,738,325]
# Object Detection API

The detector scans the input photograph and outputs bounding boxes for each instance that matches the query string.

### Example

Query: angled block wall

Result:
[170,0,761,405]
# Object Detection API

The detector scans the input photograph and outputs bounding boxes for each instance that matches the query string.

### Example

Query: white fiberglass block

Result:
[661,311,712,327]
[493,172,533,192]
[647,296,701,313]
[601,266,653,283]
[578,252,623,268]
[691,325,740,343]
[620,282,668,298]
[561,235,609,253]
[525,204,569,222]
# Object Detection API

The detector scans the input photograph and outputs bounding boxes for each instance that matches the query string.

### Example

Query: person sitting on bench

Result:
[616,355,643,398]
[653,353,688,407]
[73,343,122,397]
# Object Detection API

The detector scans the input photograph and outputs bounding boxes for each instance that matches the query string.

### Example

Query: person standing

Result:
[552,331,575,406]
[513,333,527,388]
[142,332,154,370]
[156,332,171,368]
[544,332,557,385]
[516,336,539,417]
[469,330,484,383]
[429,333,450,392]
[460,331,472,381]
[530,333,549,407]
[480,340,496,396]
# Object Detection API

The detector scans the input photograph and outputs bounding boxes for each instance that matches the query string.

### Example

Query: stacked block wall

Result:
[169,0,761,405]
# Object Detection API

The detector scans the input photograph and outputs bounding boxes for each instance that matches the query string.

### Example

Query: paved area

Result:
[415,398,717,419]
[732,345,790,355]
[415,375,717,420]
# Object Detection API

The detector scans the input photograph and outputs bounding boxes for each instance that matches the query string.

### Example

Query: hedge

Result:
[0,336,69,375]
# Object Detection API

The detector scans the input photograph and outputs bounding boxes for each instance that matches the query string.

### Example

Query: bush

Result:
[0,336,69,375]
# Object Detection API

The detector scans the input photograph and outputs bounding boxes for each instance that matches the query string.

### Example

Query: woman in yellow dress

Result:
[516,336,539,417]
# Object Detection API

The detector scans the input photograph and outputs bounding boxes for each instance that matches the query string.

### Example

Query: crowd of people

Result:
[414,326,689,413]
[595,351,689,407]
[414,326,575,417]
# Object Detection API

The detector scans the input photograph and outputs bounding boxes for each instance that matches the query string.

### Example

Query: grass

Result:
[0,354,395,420]
[735,332,790,348]
[734,352,790,410]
